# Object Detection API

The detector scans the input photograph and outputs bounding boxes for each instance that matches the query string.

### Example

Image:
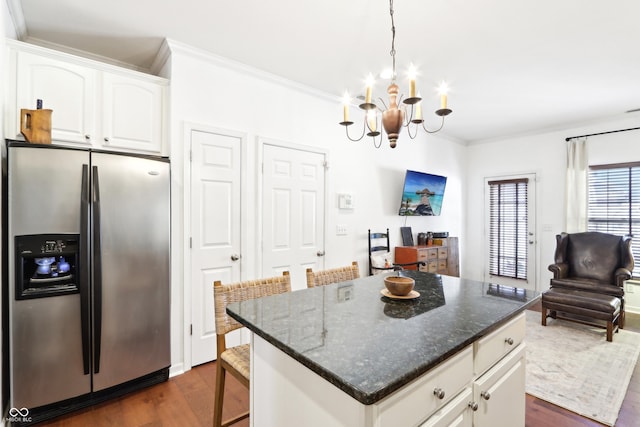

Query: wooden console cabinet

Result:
[395,237,459,277]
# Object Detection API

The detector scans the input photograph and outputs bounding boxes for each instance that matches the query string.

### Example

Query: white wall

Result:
[164,40,467,373]
[465,115,640,291]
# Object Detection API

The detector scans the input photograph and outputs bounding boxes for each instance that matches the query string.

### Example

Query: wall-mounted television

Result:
[398,170,447,216]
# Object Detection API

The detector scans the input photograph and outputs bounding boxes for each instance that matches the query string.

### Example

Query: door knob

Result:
[317,251,325,257]
[230,254,241,261]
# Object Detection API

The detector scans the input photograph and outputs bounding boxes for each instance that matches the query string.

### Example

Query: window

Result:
[488,178,529,280]
[587,162,640,277]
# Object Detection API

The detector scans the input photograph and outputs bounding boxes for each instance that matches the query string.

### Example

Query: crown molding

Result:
[150,38,172,77]
[6,0,27,39]
[22,36,152,74]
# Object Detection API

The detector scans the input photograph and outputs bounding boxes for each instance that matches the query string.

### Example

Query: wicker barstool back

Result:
[306,261,360,288]
[212,271,291,427]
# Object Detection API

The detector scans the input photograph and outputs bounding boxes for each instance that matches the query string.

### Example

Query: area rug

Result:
[524,310,640,426]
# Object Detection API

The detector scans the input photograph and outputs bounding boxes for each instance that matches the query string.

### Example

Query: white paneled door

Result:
[190,129,242,366]
[262,143,326,290]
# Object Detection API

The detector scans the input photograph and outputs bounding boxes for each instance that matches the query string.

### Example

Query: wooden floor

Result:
[39,308,640,427]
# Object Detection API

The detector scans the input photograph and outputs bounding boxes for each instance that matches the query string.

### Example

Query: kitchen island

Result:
[227,271,539,427]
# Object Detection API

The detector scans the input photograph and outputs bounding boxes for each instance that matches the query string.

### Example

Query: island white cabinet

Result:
[420,388,473,427]
[6,41,167,155]
[374,345,474,427]
[472,344,525,427]
[250,312,526,427]
[419,344,524,427]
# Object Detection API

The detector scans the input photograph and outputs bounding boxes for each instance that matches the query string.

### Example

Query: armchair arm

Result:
[614,267,632,287]
[548,262,569,279]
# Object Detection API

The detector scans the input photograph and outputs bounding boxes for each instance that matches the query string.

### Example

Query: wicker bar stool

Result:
[305,261,360,288]
[213,271,291,427]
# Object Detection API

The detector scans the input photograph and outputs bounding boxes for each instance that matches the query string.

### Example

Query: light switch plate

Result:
[338,193,354,209]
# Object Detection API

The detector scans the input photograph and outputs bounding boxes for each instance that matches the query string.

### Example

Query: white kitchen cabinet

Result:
[6,40,167,155]
[421,344,525,427]
[14,50,97,146]
[374,346,473,427]
[473,310,525,376]
[418,315,526,427]
[420,388,473,427]
[472,344,526,427]
[249,313,527,427]
[101,72,164,153]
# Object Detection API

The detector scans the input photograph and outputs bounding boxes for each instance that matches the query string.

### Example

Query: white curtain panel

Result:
[565,138,588,232]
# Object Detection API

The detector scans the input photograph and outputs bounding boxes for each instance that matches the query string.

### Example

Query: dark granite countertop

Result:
[226,270,540,405]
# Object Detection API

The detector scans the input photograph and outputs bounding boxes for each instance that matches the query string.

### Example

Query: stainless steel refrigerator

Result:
[3,141,170,424]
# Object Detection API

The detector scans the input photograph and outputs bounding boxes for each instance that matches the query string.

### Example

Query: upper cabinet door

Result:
[16,51,96,146]
[101,73,165,154]
[8,41,167,155]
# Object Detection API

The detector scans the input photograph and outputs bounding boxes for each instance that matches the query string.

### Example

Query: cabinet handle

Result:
[104,137,110,143]
[230,254,241,261]
[505,337,514,345]
[85,134,91,140]
[468,401,479,411]
[433,388,445,400]
[481,391,491,401]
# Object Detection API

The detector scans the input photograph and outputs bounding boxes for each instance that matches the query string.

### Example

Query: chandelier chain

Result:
[389,0,396,82]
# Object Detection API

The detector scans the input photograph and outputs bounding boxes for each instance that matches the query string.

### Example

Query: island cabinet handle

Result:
[468,401,479,411]
[481,391,491,401]
[433,388,446,400]
[505,337,514,345]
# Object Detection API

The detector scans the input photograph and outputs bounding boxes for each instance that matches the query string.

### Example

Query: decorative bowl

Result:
[384,276,415,296]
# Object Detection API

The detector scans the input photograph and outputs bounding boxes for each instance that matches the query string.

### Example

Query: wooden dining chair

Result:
[306,261,360,288]
[213,271,291,427]
[368,229,425,275]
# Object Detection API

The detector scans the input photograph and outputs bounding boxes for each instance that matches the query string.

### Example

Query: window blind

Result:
[488,178,529,280]
[587,163,640,277]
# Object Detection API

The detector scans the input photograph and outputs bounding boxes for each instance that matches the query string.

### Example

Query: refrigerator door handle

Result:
[92,165,103,374]
[80,164,91,375]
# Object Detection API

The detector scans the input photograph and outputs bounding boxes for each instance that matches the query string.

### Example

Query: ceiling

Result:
[10,0,640,143]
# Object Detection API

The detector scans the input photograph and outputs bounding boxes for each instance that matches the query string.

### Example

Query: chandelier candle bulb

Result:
[367,110,377,132]
[342,92,350,122]
[409,66,417,98]
[365,74,374,104]
[440,93,447,110]
[415,102,422,121]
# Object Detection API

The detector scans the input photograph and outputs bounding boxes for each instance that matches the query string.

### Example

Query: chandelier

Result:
[339,0,453,148]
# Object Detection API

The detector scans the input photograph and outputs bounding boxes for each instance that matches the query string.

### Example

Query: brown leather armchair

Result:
[548,231,634,328]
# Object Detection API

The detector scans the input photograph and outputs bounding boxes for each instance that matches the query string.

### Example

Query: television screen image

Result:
[398,170,447,216]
